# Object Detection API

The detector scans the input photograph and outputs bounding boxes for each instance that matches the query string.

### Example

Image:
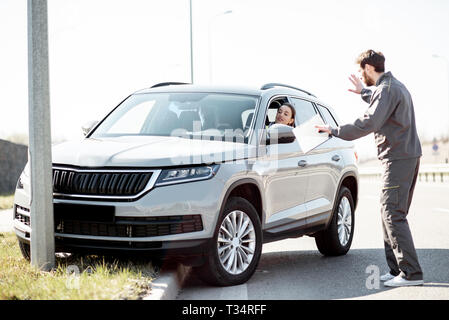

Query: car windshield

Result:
[90,92,259,142]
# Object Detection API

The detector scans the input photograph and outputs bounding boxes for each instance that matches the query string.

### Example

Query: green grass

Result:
[0,232,158,300]
[0,194,14,210]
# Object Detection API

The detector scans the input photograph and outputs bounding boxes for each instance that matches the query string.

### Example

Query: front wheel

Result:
[194,197,262,286]
[18,240,31,261]
[315,186,355,256]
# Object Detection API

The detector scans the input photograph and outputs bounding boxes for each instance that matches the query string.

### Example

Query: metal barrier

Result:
[358,164,449,183]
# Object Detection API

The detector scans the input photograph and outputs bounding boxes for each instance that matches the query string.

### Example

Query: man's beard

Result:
[362,70,375,86]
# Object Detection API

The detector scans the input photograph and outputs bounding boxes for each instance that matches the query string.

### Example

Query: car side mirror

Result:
[81,120,99,137]
[266,124,296,145]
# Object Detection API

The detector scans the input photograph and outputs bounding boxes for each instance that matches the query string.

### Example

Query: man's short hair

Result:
[356,50,385,72]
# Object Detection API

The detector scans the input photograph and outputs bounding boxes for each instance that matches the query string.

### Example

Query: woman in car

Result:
[269,103,296,127]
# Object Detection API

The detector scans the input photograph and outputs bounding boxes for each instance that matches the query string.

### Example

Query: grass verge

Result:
[0,194,14,210]
[0,232,159,300]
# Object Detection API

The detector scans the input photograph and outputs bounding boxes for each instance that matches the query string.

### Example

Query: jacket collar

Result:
[376,71,392,86]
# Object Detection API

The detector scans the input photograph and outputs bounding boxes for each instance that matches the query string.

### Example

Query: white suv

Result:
[14,83,358,286]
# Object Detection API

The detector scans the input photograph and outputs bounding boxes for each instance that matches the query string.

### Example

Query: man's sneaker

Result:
[380,272,396,282]
[384,275,424,287]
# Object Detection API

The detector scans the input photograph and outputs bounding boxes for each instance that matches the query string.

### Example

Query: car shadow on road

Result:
[247,248,449,299]
[179,248,449,300]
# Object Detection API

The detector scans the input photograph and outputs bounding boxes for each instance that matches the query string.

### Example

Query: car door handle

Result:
[332,155,341,162]
[298,160,308,167]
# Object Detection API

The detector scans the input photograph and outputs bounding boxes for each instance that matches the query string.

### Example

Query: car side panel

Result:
[304,137,344,220]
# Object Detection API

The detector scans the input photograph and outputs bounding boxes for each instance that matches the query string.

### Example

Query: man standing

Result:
[316,50,424,287]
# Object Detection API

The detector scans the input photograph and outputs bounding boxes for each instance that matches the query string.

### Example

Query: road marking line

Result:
[433,208,449,213]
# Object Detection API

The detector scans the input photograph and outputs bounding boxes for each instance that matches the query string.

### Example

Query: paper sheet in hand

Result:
[293,114,329,153]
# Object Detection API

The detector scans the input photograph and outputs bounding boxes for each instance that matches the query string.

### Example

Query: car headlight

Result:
[17,162,30,189]
[23,162,30,178]
[155,164,220,186]
[16,176,24,189]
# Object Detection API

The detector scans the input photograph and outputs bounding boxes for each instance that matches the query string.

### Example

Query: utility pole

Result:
[27,0,55,271]
[208,10,232,84]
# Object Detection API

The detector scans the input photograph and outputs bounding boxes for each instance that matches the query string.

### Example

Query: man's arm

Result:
[329,86,397,141]
[360,88,372,104]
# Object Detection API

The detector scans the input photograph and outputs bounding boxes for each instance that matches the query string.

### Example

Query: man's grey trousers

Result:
[381,157,423,281]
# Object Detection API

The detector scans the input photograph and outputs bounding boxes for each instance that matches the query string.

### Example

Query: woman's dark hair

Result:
[356,50,385,72]
[280,102,296,127]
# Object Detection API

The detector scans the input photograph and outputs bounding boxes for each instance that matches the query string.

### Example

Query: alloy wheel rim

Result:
[217,210,256,275]
[337,196,352,247]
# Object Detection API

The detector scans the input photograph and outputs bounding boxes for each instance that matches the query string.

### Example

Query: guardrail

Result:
[359,164,449,183]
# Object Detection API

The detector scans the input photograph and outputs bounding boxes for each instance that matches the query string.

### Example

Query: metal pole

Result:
[208,20,212,84]
[189,0,194,84]
[27,0,55,271]
[208,10,232,84]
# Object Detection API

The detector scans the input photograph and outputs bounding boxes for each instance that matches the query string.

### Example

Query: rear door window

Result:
[289,97,329,153]
[317,104,338,127]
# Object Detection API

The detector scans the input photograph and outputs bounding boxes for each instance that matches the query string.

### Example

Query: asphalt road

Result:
[177,178,449,300]
[2,178,448,299]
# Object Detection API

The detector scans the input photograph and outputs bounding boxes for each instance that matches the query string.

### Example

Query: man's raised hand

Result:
[348,74,364,94]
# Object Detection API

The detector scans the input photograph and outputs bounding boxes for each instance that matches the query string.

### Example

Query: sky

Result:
[1,0,449,160]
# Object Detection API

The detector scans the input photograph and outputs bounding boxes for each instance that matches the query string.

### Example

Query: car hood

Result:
[52,136,255,168]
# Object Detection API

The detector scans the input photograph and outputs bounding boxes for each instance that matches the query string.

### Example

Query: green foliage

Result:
[0,195,14,210]
[0,232,157,300]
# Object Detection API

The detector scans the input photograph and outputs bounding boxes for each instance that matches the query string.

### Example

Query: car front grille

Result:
[52,168,154,198]
[56,216,203,238]
[14,203,203,239]
[54,203,203,238]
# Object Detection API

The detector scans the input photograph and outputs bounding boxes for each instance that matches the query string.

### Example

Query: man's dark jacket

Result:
[331,72,422,160]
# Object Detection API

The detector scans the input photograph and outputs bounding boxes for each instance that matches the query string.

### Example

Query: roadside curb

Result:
[144,263,192,300]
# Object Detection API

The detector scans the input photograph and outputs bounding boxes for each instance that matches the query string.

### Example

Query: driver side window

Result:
[289,98,317,126]
[265,99,285,127]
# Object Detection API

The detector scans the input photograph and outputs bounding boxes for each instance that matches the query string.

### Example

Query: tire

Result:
[194,197,262,286]
[315,186,355,256]
[18,240,31,261]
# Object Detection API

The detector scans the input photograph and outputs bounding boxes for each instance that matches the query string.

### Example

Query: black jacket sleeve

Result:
[330,85,396,141]
[360,88,372,104]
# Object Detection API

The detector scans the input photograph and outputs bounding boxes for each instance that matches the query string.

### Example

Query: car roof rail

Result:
[151,82,191,88]
[260,83,316,97]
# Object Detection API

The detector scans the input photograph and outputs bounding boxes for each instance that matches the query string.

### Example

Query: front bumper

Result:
[16,228,212,265]
[54,236,212,258]
[13,167,229,262]
[14,204,213,263]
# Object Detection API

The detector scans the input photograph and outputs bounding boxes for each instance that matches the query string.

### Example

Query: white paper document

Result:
[292,114,330,153]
